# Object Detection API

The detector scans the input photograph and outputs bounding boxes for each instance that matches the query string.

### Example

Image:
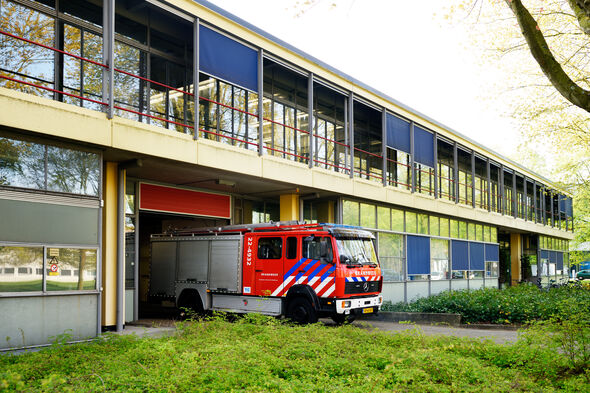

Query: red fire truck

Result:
[150,221,383,324]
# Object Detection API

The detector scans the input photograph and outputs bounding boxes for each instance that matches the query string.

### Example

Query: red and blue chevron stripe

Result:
[271,258,336,297]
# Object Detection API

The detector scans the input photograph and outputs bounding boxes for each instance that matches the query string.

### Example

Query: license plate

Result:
[362,308,373,314]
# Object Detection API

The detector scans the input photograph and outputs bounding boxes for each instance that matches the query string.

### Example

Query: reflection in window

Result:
[46,248,97,291]
[0,136,100,196]
[0,0,55,98]
[486,261,499,278]
[0,246,43,292]
[47,146,100,195]
[0,137,45,189]
[378,233,403,282]
[430,239,449,280]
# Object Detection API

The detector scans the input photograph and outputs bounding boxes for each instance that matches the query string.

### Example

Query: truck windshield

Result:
[336,237,378,267]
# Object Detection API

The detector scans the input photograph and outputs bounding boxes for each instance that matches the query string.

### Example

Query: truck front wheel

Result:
[287,297,318,324]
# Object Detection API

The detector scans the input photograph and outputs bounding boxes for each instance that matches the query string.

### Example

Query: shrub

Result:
[383,283,590,324]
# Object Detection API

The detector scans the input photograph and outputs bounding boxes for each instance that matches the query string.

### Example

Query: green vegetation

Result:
[384,284,590,324]
[1,314,588,392]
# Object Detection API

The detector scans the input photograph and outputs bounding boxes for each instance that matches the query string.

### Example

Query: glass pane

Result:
[46,248,97,291]
[360,203,375,229]
[47,146,100,195]
[483,226,491,243]
[430,216,440,237]
[378,232,404,281]
[440,217,449,238]
[450,219,458,239]
[0,137,45,189]
[405,212,416,234]
[491,227,497,243]
[458,221,467,239]
[388,209,403,232]
[125,216,135,289]
[0,1,55,98]
[0,246,43,292]
[430,238,449,280]
[377,206,390,230]
[476,224,483,242]
[342,200,359,226]
[417,214,428,235]
[468,223,476,240]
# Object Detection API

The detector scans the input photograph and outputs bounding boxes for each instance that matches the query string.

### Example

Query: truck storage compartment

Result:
[208,238,241,293]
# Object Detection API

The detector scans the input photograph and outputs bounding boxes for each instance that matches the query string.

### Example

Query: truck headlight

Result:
[341,301,351,308]
[378,296,383,304]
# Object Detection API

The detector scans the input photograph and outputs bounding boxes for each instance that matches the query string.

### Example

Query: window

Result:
[286,237,297,260]
[46,248,97,291]
[392,209,404,232]
[405,212,417,234]
[0,246,43,292]
[377,206,390,230]
[0,136,100,196]
[360,203,376,228]
[302,236,333,263]
[257,237,282,260]
[430,239,449,280]
[378,233,404,281]
[485,261,499,278]
[342,200,360,226]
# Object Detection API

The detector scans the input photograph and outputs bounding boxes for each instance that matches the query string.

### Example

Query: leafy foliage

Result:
[384,284,590,324]
[1,314,589,392]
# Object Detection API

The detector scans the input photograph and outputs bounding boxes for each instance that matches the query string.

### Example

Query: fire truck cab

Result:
[150,221,383,324]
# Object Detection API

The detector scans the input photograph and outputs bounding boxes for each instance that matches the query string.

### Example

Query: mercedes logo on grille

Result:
[363,282,369,292]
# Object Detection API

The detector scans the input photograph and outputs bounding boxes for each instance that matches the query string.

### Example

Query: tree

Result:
[503,0,590,113]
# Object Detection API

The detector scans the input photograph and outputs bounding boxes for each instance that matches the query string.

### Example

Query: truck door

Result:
[254,236,284,296]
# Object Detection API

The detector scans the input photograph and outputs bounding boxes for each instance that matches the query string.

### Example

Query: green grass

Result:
[1,315,588,392]
[384,284,590,324]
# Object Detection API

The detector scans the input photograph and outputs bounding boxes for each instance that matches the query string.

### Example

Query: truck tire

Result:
[287,297,318,324]
[177,289,204,317]
[331,313,356,325]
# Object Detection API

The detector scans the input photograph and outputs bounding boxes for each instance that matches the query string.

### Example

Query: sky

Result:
[205,0,520,158]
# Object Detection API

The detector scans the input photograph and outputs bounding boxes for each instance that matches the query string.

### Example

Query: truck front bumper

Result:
[335,295,383,314]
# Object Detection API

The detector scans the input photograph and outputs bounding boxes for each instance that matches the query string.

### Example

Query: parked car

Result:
[576,269,590,280]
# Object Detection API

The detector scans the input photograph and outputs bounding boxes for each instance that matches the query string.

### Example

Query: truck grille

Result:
[344,281,379,294]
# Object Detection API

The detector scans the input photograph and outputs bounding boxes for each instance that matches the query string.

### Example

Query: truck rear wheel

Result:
[287,297,318,324]
[177,289,204,318]
[331,313,356,325]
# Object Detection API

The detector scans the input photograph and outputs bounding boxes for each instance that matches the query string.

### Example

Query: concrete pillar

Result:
[317,201,335,223]
[280,194,300,221]
[102,162,118,327]
[510,233,522,286]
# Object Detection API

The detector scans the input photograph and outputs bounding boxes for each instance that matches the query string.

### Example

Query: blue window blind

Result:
[540,250,549,260]
[469,242,485,271]
[414,125,435,167]
[407,235,430,275]
[485,244,499,262]
[556,252,564,270]
[451,240,469,271]
[386,113,410,153]
[549,251,557,264]
[199,25,258,91]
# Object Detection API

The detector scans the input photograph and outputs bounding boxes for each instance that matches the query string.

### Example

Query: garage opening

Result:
[124,181,232,323]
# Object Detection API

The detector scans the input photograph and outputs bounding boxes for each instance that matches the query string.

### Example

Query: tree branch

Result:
[568,0,590,34]
[504,0,590,113]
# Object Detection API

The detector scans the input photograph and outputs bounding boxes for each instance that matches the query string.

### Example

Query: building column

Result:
[510,233,522,286]
[280,194,300,221]
[102,162,118,328]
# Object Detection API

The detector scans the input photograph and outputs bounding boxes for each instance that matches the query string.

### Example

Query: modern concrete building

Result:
[0,0,573,349]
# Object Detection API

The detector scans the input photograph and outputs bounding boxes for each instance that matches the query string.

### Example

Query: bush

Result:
[383,283,590,324]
